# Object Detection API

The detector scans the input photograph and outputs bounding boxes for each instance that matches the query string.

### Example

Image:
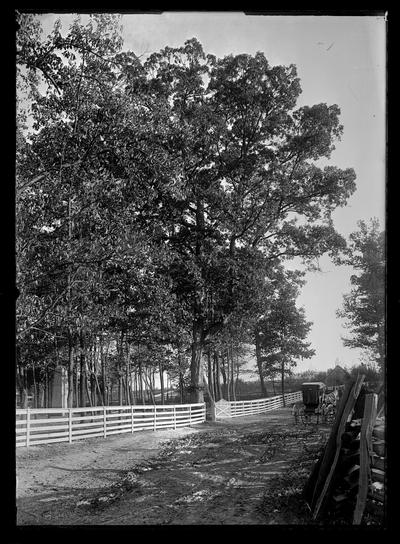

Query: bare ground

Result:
[16,408,331,526]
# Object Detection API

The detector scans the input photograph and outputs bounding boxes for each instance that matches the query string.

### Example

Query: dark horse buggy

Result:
[292,382,340,425]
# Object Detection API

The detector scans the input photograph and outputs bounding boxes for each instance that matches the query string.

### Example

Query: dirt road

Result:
[16,408,330,525]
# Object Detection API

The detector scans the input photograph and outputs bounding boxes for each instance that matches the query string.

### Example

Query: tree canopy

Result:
[16,14,358,407]
[254,265,315,396]
[336,218,385,372]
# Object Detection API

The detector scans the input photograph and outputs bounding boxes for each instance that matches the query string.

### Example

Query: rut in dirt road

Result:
[17,411,331,525]
[58,425,327,525]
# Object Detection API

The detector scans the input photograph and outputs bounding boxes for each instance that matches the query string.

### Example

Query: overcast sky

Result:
[37,12,386,373]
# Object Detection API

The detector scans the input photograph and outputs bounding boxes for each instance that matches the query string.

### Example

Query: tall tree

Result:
[139,40,356,402]
[16,14,147,405]
[336,219,385,372]
[255,270,315,401]
[16,18,358,406]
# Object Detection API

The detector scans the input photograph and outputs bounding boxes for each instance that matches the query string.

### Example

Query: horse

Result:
[292,401,306,423]
[293,388,339,425]
[320,389,339,423]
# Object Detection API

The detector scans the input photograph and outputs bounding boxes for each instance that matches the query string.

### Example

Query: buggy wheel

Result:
[327,411,336,424]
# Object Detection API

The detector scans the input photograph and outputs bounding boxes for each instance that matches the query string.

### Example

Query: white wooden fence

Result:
[214,391,302,419]
[16,403,206,448]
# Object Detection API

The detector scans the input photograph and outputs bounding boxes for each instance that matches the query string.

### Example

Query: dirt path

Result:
[16,408,330,525]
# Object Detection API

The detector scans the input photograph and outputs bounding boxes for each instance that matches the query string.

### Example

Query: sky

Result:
[37,12,386,373]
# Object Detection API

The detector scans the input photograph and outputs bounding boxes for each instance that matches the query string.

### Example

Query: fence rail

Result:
[214,391,302,419]
[16,403,206,448]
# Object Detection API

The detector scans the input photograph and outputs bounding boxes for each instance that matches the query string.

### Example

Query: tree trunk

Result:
[146,377,151,403]
[140,373,144,404]
[206,349,215,402]
[118,377,122,405]
[21,366,28,408]
[16,364,23,408]
[79,329,86,407]
[190,319,205,404]
[22,387,28,409]
[125,365,131,405]
[129,375,134,405]
[281,359,286,407]
[225,350,231,401]
[190,195,206,405]
[235,354,240,400]
[214,351,222,401]
[143,371,155,405]
[90,341,97,406]
[84,345,94,408]
[178,350,185,403]
[39,382,44,408]
[255,333,268,397]
[179,370,184,404]
[45,366,49,408]
[230,345,236,401]
[159,363,165,405]
[121,376,127,405]
[220,354,227,400]
[227,353,231,400]
[93,371,105,406]
[74,362,79,407]
[85,368,93,408]
[118,332,124,405]
[125,340,131,405]
[133,370,138,404]
[139,361,144,404]
[32,362,37,408]
[100,334,108,406]
[67,332,74,408]
[53,335,61,407]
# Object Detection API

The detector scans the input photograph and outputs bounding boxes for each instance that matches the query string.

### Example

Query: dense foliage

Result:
[336,219,385,372]
[16,14,358,407]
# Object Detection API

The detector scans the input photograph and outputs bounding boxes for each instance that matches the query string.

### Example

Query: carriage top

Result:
[301,382,326,409]
[301,382,326,390]
[293,382,339,424]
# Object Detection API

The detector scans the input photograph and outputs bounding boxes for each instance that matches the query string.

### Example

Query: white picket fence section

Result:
[16,403,206,448]
[214,391,302,419]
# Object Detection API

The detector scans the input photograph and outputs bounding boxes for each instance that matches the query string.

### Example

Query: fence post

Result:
[104,407,107,438]
[153,406,157,431]
[26,408,30,448]
[173,405,177,430]
[189,405,192,425]
[131,405,134,434]
[68,408,72,443]
[209,401,216,422]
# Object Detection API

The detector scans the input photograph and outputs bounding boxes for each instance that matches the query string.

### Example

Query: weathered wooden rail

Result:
[16,403,206,448]
[303,375,386,524]
[213,391,302,419]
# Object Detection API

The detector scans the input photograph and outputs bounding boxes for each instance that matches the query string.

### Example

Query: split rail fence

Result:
[214,391,302,419]
[16,403,206,448]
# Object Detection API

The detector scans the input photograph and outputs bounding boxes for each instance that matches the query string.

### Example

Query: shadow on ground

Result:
[17,412,330,525]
